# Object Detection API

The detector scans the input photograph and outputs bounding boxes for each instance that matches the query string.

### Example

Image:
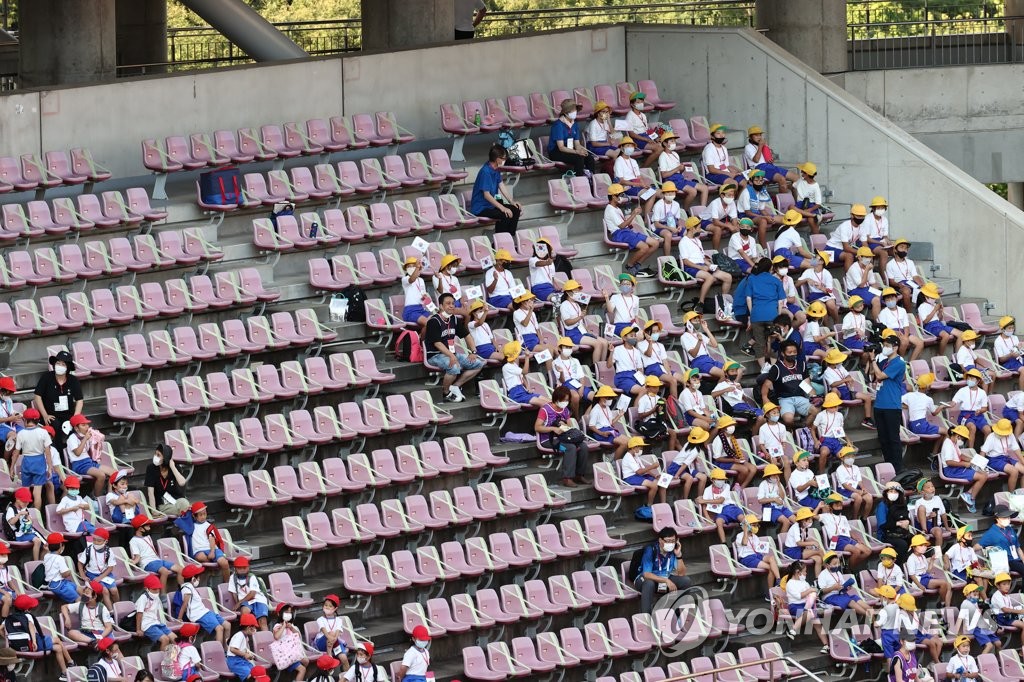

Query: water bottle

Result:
[474,111,482,127]
[309,221,319,239]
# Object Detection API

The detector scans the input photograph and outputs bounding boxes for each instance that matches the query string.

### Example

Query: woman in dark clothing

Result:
[144,444,190,516]
[32,350,84,454]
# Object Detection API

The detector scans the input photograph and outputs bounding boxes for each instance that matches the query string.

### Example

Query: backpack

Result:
[336,286,367,323]
[86,663,108,682]
[635,415,667,441]
[553,254,573,276]
[2,503,16,541]
[892,468,924,492]
[394,329,423,363]
[170,588,185,620]
[634,505,653,522]
[497,128,516,151]
[198,167,243,206]
[4,613,32,651]
[661,259,684,283]
[794,427,816,453]
[117,608,137,633]
[160,643,183,680]
[30,563,45,589]
[627,545,649,582]
[711,252,743,278]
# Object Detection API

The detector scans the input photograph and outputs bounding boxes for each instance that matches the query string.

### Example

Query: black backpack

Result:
[2,504,15,542]
[337,285,366,323]
[87,663,108,682]
[4,613,32,651]
[553,254,573,276]
[627,545,650,583]
[30,564,45,590]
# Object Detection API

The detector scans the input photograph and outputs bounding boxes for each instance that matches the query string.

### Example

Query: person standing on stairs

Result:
[870,332,908,473]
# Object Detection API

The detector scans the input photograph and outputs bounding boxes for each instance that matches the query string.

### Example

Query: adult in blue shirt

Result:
[635,526,691,612]
[870,330,907,471]
[976,505,1024,576]
[470,145,522,235]
[547,99,595,178]
[743,257,786,363]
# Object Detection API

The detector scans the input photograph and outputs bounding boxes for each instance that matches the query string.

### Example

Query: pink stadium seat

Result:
[164,136,206,170]
[44,150,88,184]
[441,102,479,136]
[375,111,415,144]
[337,160,376,194]
[313,164,355,198]
[637,79,677,111]
[0,156,39,190]
[21,154,62,188]
[188,133,231,166]
[329,116,370,150]
[70,148,111,183]
[237,127,278,162]
[77,193,120,227]
[213,129,255,164]
[283,121,325,155]
[260,124,302,158]
[290,166,332,200]
[306,118,347,152]
[351,113,391,146]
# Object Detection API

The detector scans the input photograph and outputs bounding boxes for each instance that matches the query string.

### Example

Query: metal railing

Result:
[658,655,824,682]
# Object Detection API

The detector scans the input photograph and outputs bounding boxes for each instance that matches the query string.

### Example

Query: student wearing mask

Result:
[701,124,745,188]
[797,251,839,322]
[623,92,659,153]
[135,574,174,649]
[727,218,761,273]
[738,170,782,246]
[635,526,691,613]
[396,625,432,682]
[547,99,595,178]
[314,595,348,658]
[584,385,630,458]
[823,205,866,270]
[129,514,184,591]
[870,331,907,472]
[145,444,189,517]
[860,196,892,271]
[272,603,311,680]
[527,239,557,302]
[917,282,961,356]
[424,293,485,404]
[818,551,872,617]
[712,414,757,488]
[657,131,706,209]
[558,279,608,361]
[604,183,659,278]
[484,249,515,311]
[551,337,593,413]
[679,216,733,310]
[951,368,991,446]
[342,642,388,682]
[994,316,1024,392]
[703,182,741,252]
[792,162,824,234]
[772,210,812,269]
[885,238,926,310]
[609,325,647,398]
[32,350,83,456]
[501,340,548,408]
[650,181,684,257]
[613,137,657,215]
[534,386,590,488]
[782,561,828,651]
[585,101,620,159]
[878,288,925,362]
[743,126,797,192]
[63,414,114,498]
[432,254,465,313]
[621,436,665,507]
[845,247,883,318]
[228,556,270,629]
[470,145,522,235]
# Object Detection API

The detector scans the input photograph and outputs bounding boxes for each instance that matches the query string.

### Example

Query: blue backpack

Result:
[634,505,653,522]
[174,511,196,555]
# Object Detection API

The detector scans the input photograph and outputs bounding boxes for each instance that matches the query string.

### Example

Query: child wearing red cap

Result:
[179,563,229,645]
[227,612,260,679]
[176,622,203,679]
[105,470,141,525]
[135,574,174,649]
[0,544,15,617]
[43,532,79,603]
[343,642,386,681]
[315,594,347,657]
[188,502,230,582]
[65,414,115,498]
[78,527,119,609]
[227,556,269,629]
[62,580,113,646]
[55,475,95,535]
[397,625,432,682]
[3,488,42,559]
[272,603,310,680]
[129,515,184,591]
[310,655,340,682]
[94,636,126,681]
[0,376,22,451]
[12,408,51,510]
[4,594,73,675]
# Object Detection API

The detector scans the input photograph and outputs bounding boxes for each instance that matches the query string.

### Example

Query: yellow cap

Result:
[619,325,639,339]
[956,525,972,541]
[824,349,848,365]
[607,183,627,196]
[797,161,817,176]
[963,583,980,596]
[562,279,582,292]
[920,282,941,299]
[439,254,460,271]
[644,319,662,333]
[469,299,485,313]
[961,329,979,342]
[823,551,838,564]
[762,401,779,414]
[719,181,738,195]
[996,572,1012,584]
[881,287,898,298]
[627,436,647,449]
[950,424,970,439]
[823,392,843,409]
[747,125,764,135]
[856,246,874,258]
[682,311,701,324]
[816,250,831,266]
[1000,316,1015,329]
[684,368,700,381]
[954,635,971,649]
[502,340,522,360]
[661,180,677,193]
[897,594,917,611]
[793,450,810,463]
[771,256,788,265]
[744,513,760,526]
[593,100,611,114]
[870,196,888,207]
[849,204,867,218]
[644,375,663,387]
[916,372,935,389]
[513,292,536,304]
[687,427,710,444]
[660,130,679,143]
[716,414,737,430]
[880,329,899,340]
[825,493,843,504]
[557,336,574,348]
[880,547,897,558]
[709,123,726,134]
[494,249,513,262]
[710,468,727,481]
[994,419,1014,437]
[965,367,984,380]
[618,137,635,147]
[893,238,910,248]
[877,585,897,600]
[685,215,701,229]
[794,507,813,521]
[838,445,857,458]
[595,385,617,399]
[404,256,419,267]
[910,534,929,548]
[807,301,827,318]
[763,464,782,477]
[847,295,865,309]
[782,209,802,227]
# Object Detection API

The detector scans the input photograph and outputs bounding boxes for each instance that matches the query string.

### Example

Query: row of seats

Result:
[440,79,674,136]
[0,187,165,240]
[1,228,221,290]
[142,112,416,173]
[0,148,110,194]
[594,644,798,682]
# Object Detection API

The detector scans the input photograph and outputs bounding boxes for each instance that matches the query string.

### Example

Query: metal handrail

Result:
[657,655,824,681]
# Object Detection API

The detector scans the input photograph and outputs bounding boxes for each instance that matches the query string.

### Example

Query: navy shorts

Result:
[611,228,647,250]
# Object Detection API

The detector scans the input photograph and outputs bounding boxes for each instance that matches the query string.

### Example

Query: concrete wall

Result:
[0,26,624,178]
[626,25,1024,311]
[843,65,1024,183]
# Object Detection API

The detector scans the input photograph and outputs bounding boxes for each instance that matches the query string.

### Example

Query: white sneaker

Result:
[449,385,465,401]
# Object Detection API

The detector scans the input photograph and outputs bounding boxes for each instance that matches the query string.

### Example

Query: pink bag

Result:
[270,628,304,670]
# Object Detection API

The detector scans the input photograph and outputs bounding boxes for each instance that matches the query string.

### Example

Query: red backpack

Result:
[394,329,423,363]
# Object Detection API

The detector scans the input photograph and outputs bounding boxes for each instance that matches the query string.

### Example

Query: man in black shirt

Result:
[425,294,486,402]
[761,339,817,426]
[33,351,84,454]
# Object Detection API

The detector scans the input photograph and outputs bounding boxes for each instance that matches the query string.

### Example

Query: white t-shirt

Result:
[71,601,112,633]
[552,356,584,384]
[56,495,86,533]
[783,523,803,550]
[992,590,1014,616]
[604,205,631,237]
[788,468,815,497]
[917,300,941,325]
[105,490,137,521]
[844,262,872,291]
[794,179,822,206]
[886,257,920,285]
[528,257,554,287]
[876,562,905,589]
[402,273,430,309]
[64,431,93,465]
[821,366,850,392]
[785,576,810,605]
[701,142,729,173]
[825,220,857,250]
[401,646,430,676]
[624,110,648,137]
[774,227,802,253]
[130,535,160,567]
[901,391,935,422]
[607,293,639,325]
[672,447,700,470]
[586,118,611,145]
[742,142,764,169]
[940,438,967,468]
[814,410,846,439]
[454,0,486,32]
[512,308,538,338]
[316,614,345,636]
[955,345,980,370]
[995,334,1022,362]
[946,654,979,676]
[982,432,1020,457]
[79,543,114,576]
[485,267,514,298]
[678,236,705,267]
[878,306,911,332]
[803,320,823,345]
[835,463,862,491]
[680,387,708,417]
[757,479,784,507]
[228,573,268,606]
[621,452,644,479]
[727,233,758,262]
[734,533,762,559]
[636,339,667,369]
[713,379,745,406]
[952,386,988,412]
[44,552,69,582]
[651,199,681,228]
[135,591,165,631]
[946,544,979,573]
[613,156,641,183]
[819,512,852,541]
[15,426,50,457]
[658,151,682,175]
[841,311,867,338]
[636,394,659,416]
[228,630,251,656]
[910,496,945,526]
[682,330,711,360]
[588,403,619,432]
[180,582,211,622]
[798,268,834,298]
[611,344,644,375]
[758,423,790,459]
[191,521,213,554]
[501,362,524,391]
[817,568,844,592]
[558,299,586,333]
[702,484,737,510]
[468,320,493,349]
[859,214,889,243]
[432,272,462,300]
[177,644,201,671]
[905,552,930,579]
[708,197,737,222]
[876,603,899,630]
[343,665,390,682]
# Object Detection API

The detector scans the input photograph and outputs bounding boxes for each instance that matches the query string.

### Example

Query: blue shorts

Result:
[847,287,876,305]
[823,246,844,264]
[691,355,722,374]
[755,163,790,180]
[706,172,744,186]
[624,474,654,486]
[972,627,1000,646]
[714,504,744,523]
[915,631,933,645]
[807,291,829,302]
[833,386,853,401]
[881,629,900,659]
[1006,408,1021,422]
[916,574,934,588]
[684,266,702,278]
[843,336,865,350]
[787,603,806,617]
[662,173,697,189]
[402,304,430,324]
[428,351,486,376]
[803,342,825,357]
[909,418,939,435]
[531,283,556,302]
[226,655,253,680]
[36,634,53,653]
[1006,358,1023,372]
[684,412,710,426]
[241,601,269,619]
[76,520,97,534]
[823,593,861,609]
[507,384,539,405]
[591,429,618,444]
[645,363,665,378]
[521,333,540,351]
[739,553,763,569]
[144,624,173,642]
[832,535,856,552]
[622,185,642,197]
[563,327,594,345]
[20,454,48,487]
[195,610,225,633]
[733,258,752,273]
[960,411,988,431]
[111,507,142,524]
[562,381,593,401]
[15,532,35,543]
[85,572,116,588]
[489,295,513,310]
[820,437,844,455]
[145,559,175,574]
[786,302,802,315]
[784,546,804,561]
[798,495,819,509]
[779,395,811,417]
[989,455,1019,474]
[727,402,763,418]
[666,462,696,477]
[765,506,794,523]
[951,568,968,581]
[714,460,733,471]
[943,465,975,482]
[0,424,20,441]
[49,579,79,603]
[611,228,647,250]
[587,144,615,156]
[995,613,1019,627]
[773,248,804,269]
[614,370,641,394]
[924,319,954,337]
[475,343,496,359]
[70,458,99,476]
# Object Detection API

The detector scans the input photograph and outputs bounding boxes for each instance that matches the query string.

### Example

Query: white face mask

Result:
[68,489,79,498]
[560,348,572,358]
[875,208,886,217]
[966,342,975,350]
[54,365,67,376]
[880,346,894,357]
[843,457,856,466]
[147,589,159,599]
[622,146,635,156]
[885,300,898,309]
[447,267,458,275]
[722,196,734,206]
[887,492,899,501]
[535,246,547,257]
[860,257,873,266]
[777,267,789,277]
[567,111,577,121]
[726,425,735,435]
[356,655,369,665]
[662,542,676,552]
[554,401,569,410]
[405,267,415,276]
[666,142,676,151]
[967,379,978,388]
[1003,328,1015,336]
[283,612,293,622]
[153,455,162,467]
[663,194,676,203]
[415,640,429,649]
[650,332,661,342]
[439,310,452,320]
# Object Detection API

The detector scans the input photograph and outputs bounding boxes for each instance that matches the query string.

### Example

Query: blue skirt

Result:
[507,384,539,405]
